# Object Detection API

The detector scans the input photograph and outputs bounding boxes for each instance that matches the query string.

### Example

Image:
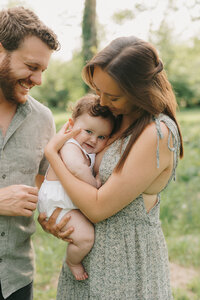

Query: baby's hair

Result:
[72,94,116,133]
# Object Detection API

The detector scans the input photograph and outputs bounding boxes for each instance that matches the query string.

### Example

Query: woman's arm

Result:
[45,122,173,223]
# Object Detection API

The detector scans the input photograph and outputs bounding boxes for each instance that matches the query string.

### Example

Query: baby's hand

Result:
[45,121,81,157]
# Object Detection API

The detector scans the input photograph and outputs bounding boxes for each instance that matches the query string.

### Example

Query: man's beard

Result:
[0,54,23,105]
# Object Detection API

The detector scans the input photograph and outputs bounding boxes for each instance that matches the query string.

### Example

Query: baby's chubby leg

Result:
[61,209,94,280]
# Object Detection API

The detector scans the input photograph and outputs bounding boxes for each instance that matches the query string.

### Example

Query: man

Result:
[0,6,59,299]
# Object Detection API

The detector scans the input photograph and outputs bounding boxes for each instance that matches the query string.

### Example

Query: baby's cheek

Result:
[74,132,86,144]
[99,140,107,151]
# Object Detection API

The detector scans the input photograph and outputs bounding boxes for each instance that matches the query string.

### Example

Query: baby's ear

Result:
[68,118,74,129]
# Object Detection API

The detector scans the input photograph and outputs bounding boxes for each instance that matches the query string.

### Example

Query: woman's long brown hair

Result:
[82,36,183,171]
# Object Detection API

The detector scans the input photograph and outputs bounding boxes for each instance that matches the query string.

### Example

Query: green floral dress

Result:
[57,114,180,300]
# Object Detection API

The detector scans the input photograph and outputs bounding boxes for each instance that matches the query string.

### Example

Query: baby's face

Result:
[73,113,113,154]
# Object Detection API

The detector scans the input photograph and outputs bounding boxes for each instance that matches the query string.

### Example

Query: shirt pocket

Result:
[10,135,44,175]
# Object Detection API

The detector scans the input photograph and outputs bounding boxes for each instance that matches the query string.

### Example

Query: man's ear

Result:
[0,42,6,54]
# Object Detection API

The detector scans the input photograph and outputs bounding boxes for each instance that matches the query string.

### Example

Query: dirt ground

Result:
[170,262,198,289]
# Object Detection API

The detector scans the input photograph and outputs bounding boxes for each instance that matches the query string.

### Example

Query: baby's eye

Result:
[98,136,105,140]
[85,129,92,134]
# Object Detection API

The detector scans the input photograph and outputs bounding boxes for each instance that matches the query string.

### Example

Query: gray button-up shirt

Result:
[0,96,55,298]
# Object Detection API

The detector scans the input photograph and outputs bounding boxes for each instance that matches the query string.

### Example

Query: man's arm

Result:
[0,185,38,216]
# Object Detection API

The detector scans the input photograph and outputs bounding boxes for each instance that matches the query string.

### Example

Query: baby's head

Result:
[71,94,115,154]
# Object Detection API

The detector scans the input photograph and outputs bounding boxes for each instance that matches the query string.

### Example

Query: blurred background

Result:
[1,0,200,110]
[1,1,200,299]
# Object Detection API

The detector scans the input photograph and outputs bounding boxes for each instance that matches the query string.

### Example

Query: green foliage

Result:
[82,0,97,92]
[167,235,200,268]
[112,3,200,108]
[82,0,97,63]
[30,53,85,109]
[173,275,200,300]
[188,277,200,297]
[166,39,200,108]
[173,288,190,300]
[155,29,200,108]
[33,213,65,300]
[112,9,135,25]
[29,3,199,109]
[161,110,200,241]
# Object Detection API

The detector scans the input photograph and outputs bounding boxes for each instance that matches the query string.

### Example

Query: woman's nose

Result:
[100,93,108,106]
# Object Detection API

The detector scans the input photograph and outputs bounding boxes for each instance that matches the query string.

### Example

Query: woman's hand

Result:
[45,121,81,158]
[38,208,74,242]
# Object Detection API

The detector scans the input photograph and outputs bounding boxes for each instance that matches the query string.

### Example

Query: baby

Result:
[38,94,115,280]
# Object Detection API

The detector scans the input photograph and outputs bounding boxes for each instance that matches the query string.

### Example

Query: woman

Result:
[39,36,183,299]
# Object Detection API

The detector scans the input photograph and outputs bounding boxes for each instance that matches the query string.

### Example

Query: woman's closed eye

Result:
[110,98,119,102]
[92,84,100,93]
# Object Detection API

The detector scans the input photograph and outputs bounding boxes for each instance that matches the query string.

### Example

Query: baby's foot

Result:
[66,260,88,280]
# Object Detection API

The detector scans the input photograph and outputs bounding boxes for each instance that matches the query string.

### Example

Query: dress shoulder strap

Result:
[153,114,180,182]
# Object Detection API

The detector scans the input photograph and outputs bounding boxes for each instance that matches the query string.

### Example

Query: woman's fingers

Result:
[56,213,74,242]
[38,208,74,242]
[59,229,74,243]
[38,208,61,235]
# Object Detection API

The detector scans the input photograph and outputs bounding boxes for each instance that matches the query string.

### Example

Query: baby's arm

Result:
[60,143,98,187]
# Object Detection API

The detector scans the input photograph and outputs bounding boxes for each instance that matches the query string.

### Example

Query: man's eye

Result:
[111,98,119,102]
[98,136,105,140]
[85,130,92,134]
[27,65,37,71]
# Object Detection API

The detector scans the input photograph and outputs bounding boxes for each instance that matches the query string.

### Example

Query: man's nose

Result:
[30,71,42,86]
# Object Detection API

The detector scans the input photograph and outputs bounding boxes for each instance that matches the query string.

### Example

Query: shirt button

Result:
[2,174,6,179]
[0,258,2,263]
[1,232,5,237]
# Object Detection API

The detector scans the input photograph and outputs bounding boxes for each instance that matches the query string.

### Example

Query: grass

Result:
[33,212,66,300]
[32,108,200,300]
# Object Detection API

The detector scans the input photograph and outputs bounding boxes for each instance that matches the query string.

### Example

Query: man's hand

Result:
[38,208,74,242]
[0,185,38,217]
